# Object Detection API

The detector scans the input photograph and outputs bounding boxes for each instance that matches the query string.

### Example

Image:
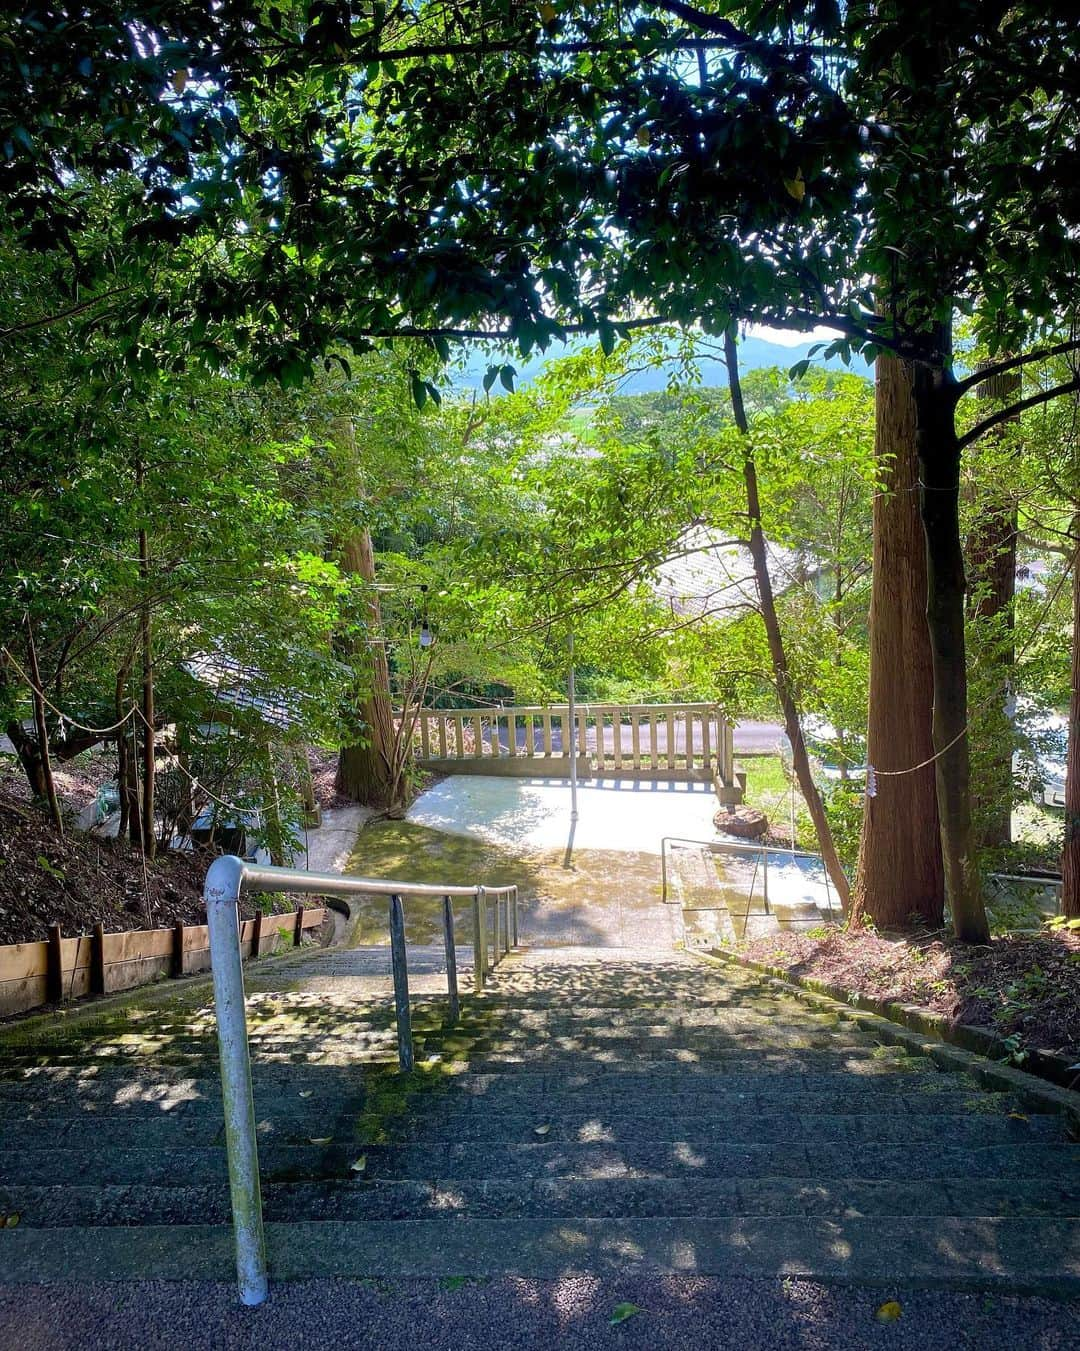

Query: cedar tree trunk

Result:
[853,353,945,928]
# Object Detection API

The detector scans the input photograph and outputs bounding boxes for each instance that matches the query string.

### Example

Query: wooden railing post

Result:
[91,922,106,995]
[251,911,263,959]
[46,923,63,1004]
[171,920,185,979]
[294,904,305,946]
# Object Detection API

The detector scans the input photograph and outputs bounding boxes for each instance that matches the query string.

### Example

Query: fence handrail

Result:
[660,834,837,919]
[203,855,520,1308]
[227,859,517,902]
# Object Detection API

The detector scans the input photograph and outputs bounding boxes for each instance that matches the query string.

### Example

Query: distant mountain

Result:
[451,327,873,394]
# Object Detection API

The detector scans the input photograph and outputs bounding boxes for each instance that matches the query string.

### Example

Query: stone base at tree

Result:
[714,806,769,839]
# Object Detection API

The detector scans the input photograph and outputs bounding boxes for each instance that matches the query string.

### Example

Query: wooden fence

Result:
[0,906,326,1017]
[415,702,739,796]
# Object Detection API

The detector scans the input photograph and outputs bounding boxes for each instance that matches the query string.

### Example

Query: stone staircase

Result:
[1,944,1079,1291]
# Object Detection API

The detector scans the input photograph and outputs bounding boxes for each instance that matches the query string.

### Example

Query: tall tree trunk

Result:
[966,365,1020,850]
[913,345,990,943]
[335,525,400,810]
[725,333,851,914]
[854,353,945,928]
[137,455,156,859]
[332,417,402,811]
[25,620,63,834]
[1062,519,1080,919]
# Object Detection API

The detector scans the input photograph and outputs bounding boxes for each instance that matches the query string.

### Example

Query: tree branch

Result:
[957,375,1080,450]
[954,338,1080,396]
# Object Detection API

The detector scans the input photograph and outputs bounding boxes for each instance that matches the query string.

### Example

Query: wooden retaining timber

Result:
[414,702,741,800]
[0,906,326,1018]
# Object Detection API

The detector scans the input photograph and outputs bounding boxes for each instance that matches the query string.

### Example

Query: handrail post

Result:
[473,886,486,992]
[493,890,503,967]
[442,894,459,1024]
[388,894,414,1071]
[661,838,669,905]
[502,896,511,956]
[511,885,519,947]
[762,844,770,915]
[204,855,268,1308]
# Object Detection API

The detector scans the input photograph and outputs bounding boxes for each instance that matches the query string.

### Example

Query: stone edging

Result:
[698,945,1080,1129]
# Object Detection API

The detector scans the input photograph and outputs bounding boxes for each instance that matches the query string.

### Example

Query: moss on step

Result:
[353,996,504,1146]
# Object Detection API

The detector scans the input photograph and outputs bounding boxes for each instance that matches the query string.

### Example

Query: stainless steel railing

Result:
[660,835,837,921]
[203,855,520,1306]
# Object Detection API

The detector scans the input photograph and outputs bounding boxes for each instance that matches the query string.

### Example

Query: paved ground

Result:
[301,804,374,874]
[407,776,722,854]
[2,1274,1077,1350]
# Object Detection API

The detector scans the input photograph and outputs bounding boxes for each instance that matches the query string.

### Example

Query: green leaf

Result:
[610,1303,642,1325]
[499,364,516,393]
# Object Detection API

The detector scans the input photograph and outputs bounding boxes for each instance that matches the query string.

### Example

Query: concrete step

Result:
[2,1216,1079,1293]
[6,1173,1080,1227]
[0,1045,936,1074]
[0,1083,1038,1125]
[0,1025,885,1060]
[0,1066,976,1107]
[2,1108,1064,1153]
[5,1139,1079,1189]
[351,1110,1067,1148]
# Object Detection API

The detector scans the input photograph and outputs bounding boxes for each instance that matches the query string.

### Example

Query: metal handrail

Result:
[203,855,520,1306]
[660,835,836,919]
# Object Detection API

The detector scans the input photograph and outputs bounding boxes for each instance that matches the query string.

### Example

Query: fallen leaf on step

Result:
[1007,1111,1029,1121]
[2,1214,18,1228]
[298,1090,313,1099]
[441,1276,469,1292]
[533,1123,551,1137]
[350,1155,367,1173]
[610,1303,641,1326]
[309,1137,332,1145]
[875,1301,902,1323]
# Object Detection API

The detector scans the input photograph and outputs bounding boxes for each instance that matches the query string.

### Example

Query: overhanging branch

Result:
[958,374,1080,449]
[954,338,1080,396]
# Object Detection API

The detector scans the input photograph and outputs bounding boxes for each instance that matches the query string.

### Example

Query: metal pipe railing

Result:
[659,835,837,919]
[203,856,519,1306]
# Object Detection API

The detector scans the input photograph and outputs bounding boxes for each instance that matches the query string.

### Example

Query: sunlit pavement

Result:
[406,775,721,855]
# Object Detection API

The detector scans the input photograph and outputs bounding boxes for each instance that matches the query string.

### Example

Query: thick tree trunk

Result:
[335,526,400,810]
[853,353,945,928]
[1061,522,1080,919]
[966,366,1020,850]
[725,333,851,914]
[913,352,990,943]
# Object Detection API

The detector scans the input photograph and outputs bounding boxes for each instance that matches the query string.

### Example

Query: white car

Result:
[1022,717,1068,810]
